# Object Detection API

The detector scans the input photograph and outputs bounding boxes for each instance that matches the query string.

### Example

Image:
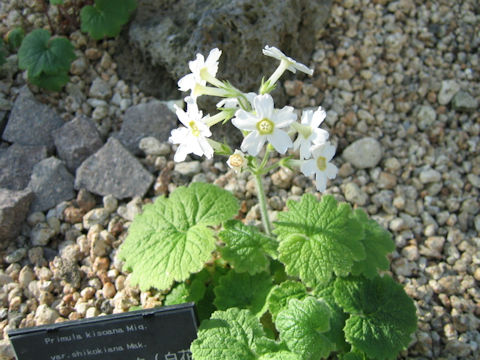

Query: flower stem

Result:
[266,60,289,89]
[253,172,272,236]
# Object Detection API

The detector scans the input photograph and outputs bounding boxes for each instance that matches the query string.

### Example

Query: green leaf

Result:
[29,71,70,92]
[0,39,6,66]
[80,0,137,40]
[119,182,238,291]
[266,280,307,320]
[190,308,265,360]
[6,27,25,50]
[49,0,65,4]
[18,29,75,78]
[274,194,365,285]
[259,351,302,360]
[219,219,277,274]
[315,284,349,352]
[350,209,395,279]
[276,297,334,359]
[334,275,417,360]
[214,271,273,316]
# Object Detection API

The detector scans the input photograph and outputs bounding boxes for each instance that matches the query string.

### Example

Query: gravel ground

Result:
[0,0,479,359]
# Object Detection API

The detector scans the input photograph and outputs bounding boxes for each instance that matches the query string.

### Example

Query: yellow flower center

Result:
[256,118,274,135]
[316,156,327,171]
[229,154,244,168]
[189,121,201,137]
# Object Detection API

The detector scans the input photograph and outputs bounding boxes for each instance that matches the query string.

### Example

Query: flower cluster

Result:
[169,46,338,192]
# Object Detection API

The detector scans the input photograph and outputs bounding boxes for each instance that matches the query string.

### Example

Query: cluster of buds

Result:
[169,46,337,192]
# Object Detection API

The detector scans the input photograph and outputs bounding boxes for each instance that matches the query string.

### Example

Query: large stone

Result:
[114,100,178,154]
[438,80,460,105]
[2,86,64,150]
[53,116,103,171]
[0,144,48,190]
[28,157,75,212]
[342,137,383,169]
[75,138,154,199]
[118,0,332,97]
[0,188,34,245]
[452,91,478,112]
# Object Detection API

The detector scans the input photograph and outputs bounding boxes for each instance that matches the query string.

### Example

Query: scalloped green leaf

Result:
[266,280,307,320]
[80,0,137,40]
[276,297,334,359]
[219,219,278,274]
[334,276,417,360]
[190,308,265,360]
[18,29,75,78]
[259,351,302,360]
[315,285,349,352]
[29,71,70,92]
[350,209,395,279]
[214,271,273,316]
[274,194,365,285]
[6,27,25,50]
[119,182,238,291]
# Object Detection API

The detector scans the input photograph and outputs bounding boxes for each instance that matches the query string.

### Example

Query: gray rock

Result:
[174,161,202,176]
[452,91,478,112]
[342,137,382,169]
[30,222,57,246]
[89,77,112,100]
[438,80,460,105]
[0,144,48,190]
[2,86,64,150]
[122,0,332,95]
[75,138,154,199]
[416,105,437,130]
[34,304,60,325]
[27,157,75,212]
[0,188,34,245]
[53,116,103,171]
[114,100,178,154]
[343,182,368,206]
[139,136,170,156]
[419,168,442,184]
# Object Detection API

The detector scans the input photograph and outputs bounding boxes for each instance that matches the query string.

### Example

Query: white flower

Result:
[232,94,296,156]
[178,48,222,95]
[300,142,338,192]
[262,45,313,75]
[293,107,329,160]
[227,150,246,173]
[169,97,214,162]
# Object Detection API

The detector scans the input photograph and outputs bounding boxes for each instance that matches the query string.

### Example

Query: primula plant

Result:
[119,46,417,359]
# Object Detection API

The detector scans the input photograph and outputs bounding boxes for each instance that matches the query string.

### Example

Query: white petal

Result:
[178,73,196,92]
[314,171,328,192]
[323,143,336,161]
[205,48,221,76]
[232,110,258,131]
[268,129,292,154]
[174,143,190,162]
[311,128,329,144]
[241,131,266,156]
[326,163,338,179]
[301,110,313,125]
[293,136,301,151]
[189,54,205,75]
[273,106,296,128]
[310,143,326,159]
[301,159,317,176]
[169,127,189,144]
[299,140,312,160]
[198,136,214,159]
[254,94,274,119]
[311,107,326,128]
[262,45,284,61]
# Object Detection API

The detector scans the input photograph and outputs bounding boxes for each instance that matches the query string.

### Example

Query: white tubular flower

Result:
[292,107,329,160]
[227,150,246,173]
[178,48,222,95]
[263,45,314,75]
[169,97,214,162]
[300,142,338,192]
[232,94,296,156]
